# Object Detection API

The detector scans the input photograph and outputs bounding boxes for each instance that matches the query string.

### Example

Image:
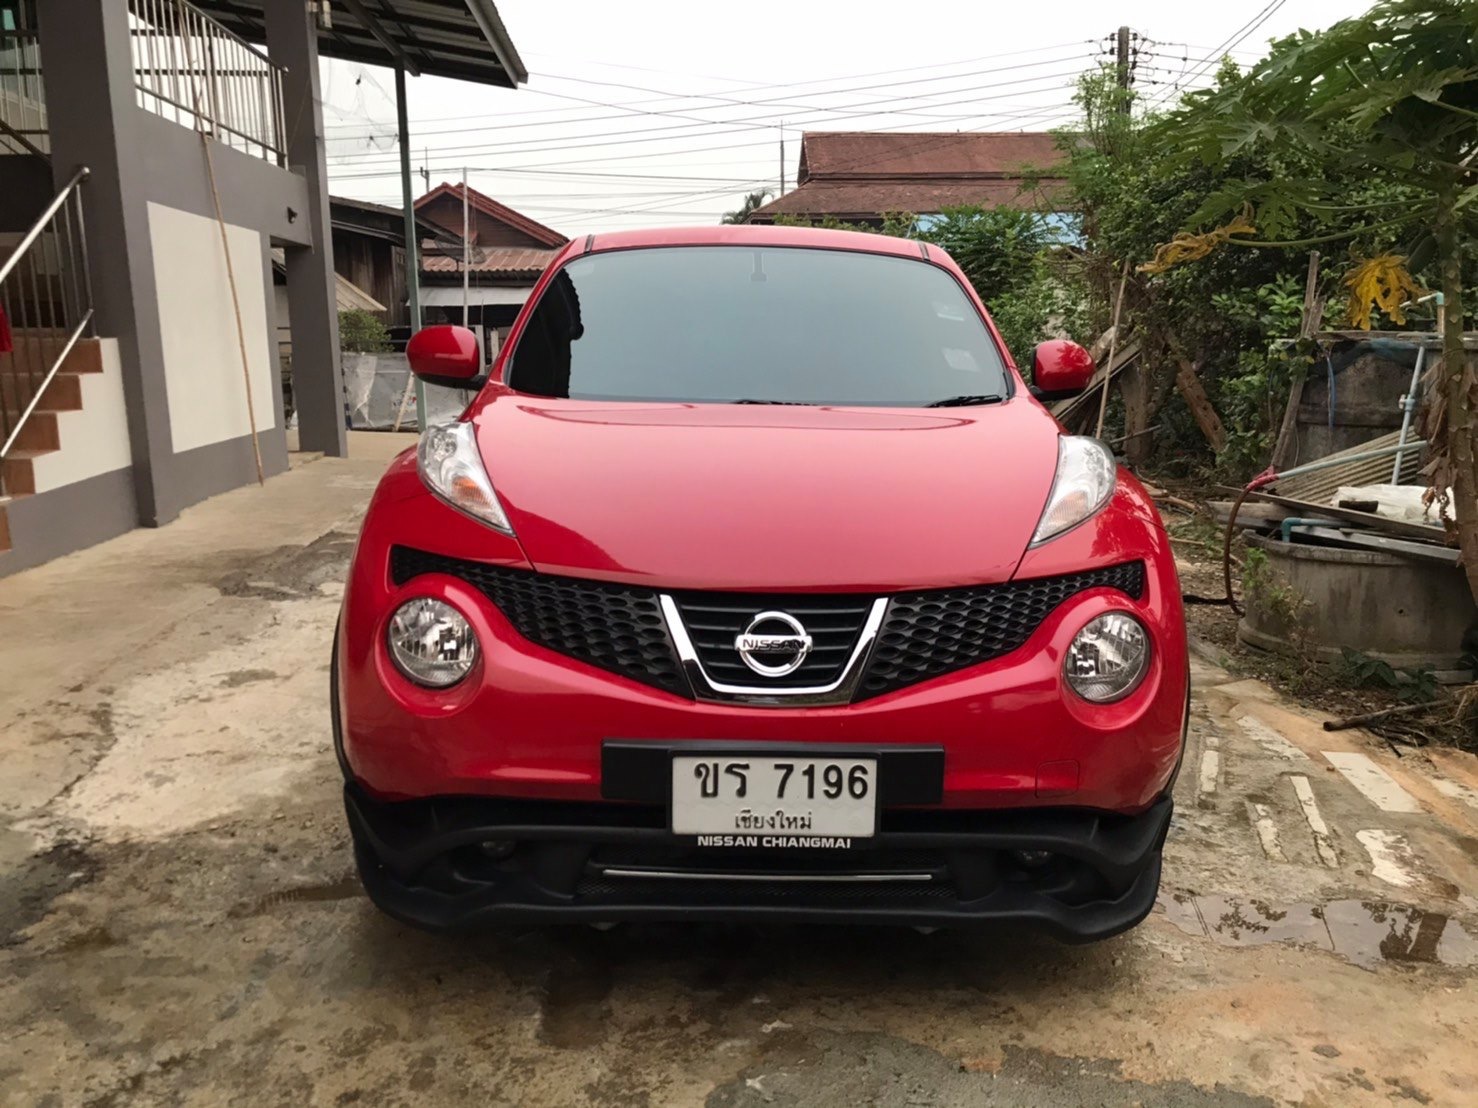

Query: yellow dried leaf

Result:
[1343,254,1426,330]
[1138,208,1258,275]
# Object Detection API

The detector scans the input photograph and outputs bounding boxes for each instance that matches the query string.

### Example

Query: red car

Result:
[334,225,1187,942]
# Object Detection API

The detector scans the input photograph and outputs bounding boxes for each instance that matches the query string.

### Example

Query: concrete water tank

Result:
[1238,532,1478,671]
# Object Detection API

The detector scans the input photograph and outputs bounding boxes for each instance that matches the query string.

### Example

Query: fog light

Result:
[1014,850,1054,868]
[477,840,515,860]
[387,597,478,687]
[1065,612,1149,703]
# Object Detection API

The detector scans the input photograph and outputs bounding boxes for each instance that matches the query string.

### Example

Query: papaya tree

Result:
[1150,0,1478,602]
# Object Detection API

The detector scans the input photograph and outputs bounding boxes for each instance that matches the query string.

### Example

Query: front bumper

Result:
[345,782,1172,942]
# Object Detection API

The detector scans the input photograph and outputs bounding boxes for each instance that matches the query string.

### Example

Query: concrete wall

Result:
[29,338,133,494]
[147,202,277,454]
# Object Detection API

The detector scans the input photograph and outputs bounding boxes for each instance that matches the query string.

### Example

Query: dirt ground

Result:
[3,443,1478,1107]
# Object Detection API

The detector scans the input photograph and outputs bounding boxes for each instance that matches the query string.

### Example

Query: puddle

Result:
[1160,892,1478,969]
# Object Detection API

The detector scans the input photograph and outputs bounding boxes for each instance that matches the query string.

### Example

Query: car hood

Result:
[471,394,1063,591]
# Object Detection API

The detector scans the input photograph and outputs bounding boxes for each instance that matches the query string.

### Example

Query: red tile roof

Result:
[750,131,1068,222]
[414,182,568,248]
[797,131,1064,181]
[421,247,560,279]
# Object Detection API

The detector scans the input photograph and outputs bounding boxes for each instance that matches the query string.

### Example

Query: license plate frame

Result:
[669,752,881,839]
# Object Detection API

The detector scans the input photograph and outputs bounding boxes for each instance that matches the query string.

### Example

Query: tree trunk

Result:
[1435,198,1478,606]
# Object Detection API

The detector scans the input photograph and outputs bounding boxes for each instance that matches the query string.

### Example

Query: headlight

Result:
[1032,436,1116,545]
[417,421,513,534]
[1065,612,1149,702]
[387,598,479,687]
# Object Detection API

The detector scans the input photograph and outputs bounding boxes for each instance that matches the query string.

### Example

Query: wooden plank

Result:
[1245,489,1452,543]
[1322,529,1463,566]
[1175,359,1226,451]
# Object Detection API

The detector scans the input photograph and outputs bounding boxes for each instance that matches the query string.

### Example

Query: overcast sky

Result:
[322,1,1363,235]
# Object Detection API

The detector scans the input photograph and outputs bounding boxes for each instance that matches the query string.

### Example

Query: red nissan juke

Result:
[333,224,1188,942]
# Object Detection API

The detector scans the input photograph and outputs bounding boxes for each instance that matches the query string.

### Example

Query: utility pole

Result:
[779,122,785,194]
[394,63,427,428]
[1115,25,1132,114]
[461,166,470,329]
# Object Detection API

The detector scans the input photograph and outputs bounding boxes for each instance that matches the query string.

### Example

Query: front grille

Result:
[857,561,1145,698]
[669,593,874,688]
[390,547,688,695]
[392,546,1143,701]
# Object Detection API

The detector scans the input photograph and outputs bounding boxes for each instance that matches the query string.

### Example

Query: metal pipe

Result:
[1391,345,1425,483]
[1280,518,1341,543]
[1274,440,1428,484]
[394,64,427,426]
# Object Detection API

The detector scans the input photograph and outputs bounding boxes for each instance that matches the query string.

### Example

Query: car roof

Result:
[586,223,927,258]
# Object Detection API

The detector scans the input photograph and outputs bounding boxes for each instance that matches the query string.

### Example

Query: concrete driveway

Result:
[3,440,1477,1107]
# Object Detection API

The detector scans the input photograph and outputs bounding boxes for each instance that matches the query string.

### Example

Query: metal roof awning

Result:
[190,0,527,87]
[419,285,530,307]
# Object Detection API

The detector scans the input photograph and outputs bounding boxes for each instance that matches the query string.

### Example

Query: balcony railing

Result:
[128,0,286,165]
[0,30,47,156]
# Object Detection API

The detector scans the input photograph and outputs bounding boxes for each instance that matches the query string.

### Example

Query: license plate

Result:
[670,755,877,838]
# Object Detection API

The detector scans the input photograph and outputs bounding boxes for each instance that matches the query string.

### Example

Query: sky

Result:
[322,0,1364,235]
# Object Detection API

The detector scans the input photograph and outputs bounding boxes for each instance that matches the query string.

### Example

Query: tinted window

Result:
[507,246,1009,406]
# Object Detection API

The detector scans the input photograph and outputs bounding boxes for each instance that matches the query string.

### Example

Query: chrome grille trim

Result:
[659,594,888,706]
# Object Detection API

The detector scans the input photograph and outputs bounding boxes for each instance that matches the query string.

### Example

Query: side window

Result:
[509,270,583,398]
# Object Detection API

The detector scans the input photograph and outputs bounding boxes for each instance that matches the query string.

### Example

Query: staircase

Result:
[0,165,95,554]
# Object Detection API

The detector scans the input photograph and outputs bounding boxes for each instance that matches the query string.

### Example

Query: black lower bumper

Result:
[344,784,1171,943]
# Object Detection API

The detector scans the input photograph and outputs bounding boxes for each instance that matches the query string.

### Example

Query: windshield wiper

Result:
[729,398,813,405]
[925,393,1006,408]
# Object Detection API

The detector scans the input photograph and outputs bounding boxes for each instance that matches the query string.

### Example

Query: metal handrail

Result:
[0,165,86,288]
[0,166,95,492]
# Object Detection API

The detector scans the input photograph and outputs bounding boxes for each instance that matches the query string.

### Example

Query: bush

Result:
[339,309,391,354]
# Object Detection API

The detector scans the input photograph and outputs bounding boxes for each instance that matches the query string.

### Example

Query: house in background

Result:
[0,1,526,575]
[329,195,443,332]
[415,182,567,356]
[746,131,1068,227]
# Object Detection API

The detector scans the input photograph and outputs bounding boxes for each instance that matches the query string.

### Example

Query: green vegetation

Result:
[339,308,392,354]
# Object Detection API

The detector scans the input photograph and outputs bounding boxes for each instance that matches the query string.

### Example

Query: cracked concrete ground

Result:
[3,438,1478,1107]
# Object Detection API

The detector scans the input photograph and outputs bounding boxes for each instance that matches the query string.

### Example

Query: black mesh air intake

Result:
[390,547,688,695]
[857,562,1145,699]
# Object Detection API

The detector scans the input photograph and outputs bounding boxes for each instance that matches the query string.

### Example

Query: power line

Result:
[326,76,1084,172]
[1147,1,1287,108]
[324,40,1092,132]
[323,61,1089,162]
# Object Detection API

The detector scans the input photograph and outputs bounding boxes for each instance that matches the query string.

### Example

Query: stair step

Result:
[0,370,83,414]
[1,448,49,496]
[10,411,58,451]
[0,336,103,376]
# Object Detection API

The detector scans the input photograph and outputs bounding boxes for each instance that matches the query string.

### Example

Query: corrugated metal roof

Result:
[1275,431,1426,502]
[189,1,526,88]
[271,248,385,312]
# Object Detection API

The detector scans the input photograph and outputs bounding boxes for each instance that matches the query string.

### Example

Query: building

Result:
[746,131,1068,227]
[0,1,525,574]
[414,182,567,355]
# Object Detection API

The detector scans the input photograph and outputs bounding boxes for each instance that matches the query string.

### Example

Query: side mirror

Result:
[1028,339,1096,402]
[406,325,485,390]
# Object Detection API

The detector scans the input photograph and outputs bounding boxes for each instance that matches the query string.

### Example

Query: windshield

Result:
[506,245,1011,406]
